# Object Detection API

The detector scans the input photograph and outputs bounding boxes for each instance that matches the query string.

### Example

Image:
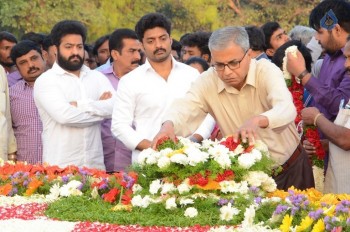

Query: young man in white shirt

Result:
[34,20,115,170]
[111,13,215,162]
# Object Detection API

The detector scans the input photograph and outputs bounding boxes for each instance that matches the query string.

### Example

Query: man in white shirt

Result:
[111,13,215,162]
[34,20,115,170]
[0,65,16,161]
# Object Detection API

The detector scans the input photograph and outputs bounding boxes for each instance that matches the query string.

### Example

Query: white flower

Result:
[185,146,209,166]
[132,184,143,193]
[149,179,162,195]
[170,153,188,165]
[282,45,298,80]
[165,197,177,210]
[179,198,194,206]
[261,176,277,192]
[250,149,262,161]
[91,186,99,199]
[184,207,198,218]
[191,193,207,199]
[214,153,232,169]
[245,171,268,187]
[157,156,171,169]
[233,144,245,155]
[177,180,192,195]
[131,195,152,208]
[220,181,249,194]
[59,180,82,197]
[238,153,257,169]
[46,183,61,201]
[137,148,154,165]
[0,158,4,167]
[219,203,240,221]
[313,165,325,192]
[145,152,160,165]
[161,183,176,195]
[254,140,269,153]
[242,205,256,227]
[208,144,230,158]
[201,139,217,149]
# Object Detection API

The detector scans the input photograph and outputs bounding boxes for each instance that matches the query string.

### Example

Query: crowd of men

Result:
[1,0,350,193]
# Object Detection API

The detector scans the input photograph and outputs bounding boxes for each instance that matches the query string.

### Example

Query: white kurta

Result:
[0,65,16,160]
[34,63,115,170]
[324,106,350,194]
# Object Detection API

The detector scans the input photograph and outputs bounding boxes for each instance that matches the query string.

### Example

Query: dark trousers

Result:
[273,145,315,191]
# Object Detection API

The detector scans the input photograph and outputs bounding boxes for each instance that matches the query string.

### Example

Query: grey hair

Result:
[289,25,316,45]
[208,26,250,52]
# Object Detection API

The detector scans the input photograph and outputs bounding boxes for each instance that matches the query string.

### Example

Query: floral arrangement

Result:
[0,137,350,231]
[0,159,137,207]
[282,46,325,191]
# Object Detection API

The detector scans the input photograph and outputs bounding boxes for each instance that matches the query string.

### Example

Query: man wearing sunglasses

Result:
[152,26,315,191]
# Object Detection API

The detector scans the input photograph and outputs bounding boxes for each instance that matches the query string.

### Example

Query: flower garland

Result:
[282,46,325,191]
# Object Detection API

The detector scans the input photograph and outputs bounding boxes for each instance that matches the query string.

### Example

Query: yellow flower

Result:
[323,205,336,217]
[296,216,313,232]
[280,214,293,232]
[320,194,339,205]
[167,148,185,158]
[311,219,325,232]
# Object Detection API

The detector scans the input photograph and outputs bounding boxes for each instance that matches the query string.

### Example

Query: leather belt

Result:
[282,143,302,171]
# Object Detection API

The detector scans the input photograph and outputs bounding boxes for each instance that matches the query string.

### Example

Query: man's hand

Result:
[301,107,320,126]
[233,116,260,145]
[151,121,176,149]
[303,139,316,158]
[99,91,112,100]
[286,50,306,77]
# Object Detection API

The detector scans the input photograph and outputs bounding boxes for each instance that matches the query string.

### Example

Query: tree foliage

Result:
[0,0,321,42]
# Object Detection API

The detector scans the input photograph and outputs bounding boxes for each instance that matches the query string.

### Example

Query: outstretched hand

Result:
[232,117,259,145]
[151,121,176,150]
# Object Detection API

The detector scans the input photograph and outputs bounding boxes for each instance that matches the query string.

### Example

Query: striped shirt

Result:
[9,80,43,164]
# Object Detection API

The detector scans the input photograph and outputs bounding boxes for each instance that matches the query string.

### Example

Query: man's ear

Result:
[266,48,275,57]
[110,50,119,61]
[201,54,210,63]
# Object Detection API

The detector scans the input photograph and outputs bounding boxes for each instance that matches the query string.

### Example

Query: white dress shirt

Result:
[0,65,16,160]
[34,63,115,170]
[111,57,214,161]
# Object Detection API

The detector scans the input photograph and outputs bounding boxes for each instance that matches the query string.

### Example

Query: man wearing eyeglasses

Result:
[152,26,315,191]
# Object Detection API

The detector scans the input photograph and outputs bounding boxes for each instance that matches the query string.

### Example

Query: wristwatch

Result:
[295,69,309,84]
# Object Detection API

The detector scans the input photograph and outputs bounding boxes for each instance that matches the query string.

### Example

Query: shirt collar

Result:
[216,59,257,93]
[143,56,178,72]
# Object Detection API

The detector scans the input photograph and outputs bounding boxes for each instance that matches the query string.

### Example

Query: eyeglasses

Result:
[212,50,247,71]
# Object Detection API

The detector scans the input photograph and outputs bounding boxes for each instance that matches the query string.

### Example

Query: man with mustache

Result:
[301,36,350,193]
[9,40,46,164]
[99,28,142,172]
[0,31,17,74]
[286,0,350,172]
[111,13,215,163]
[34,20,115,170]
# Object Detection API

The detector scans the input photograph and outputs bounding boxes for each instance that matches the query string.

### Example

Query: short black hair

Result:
[185,56,209,72]
[0,31,17,44]
[21,32,46,46]
[93,34,110,56]
[180,31,211,57]
[135,13,171,41]
[50,20,87,47]
[309,0,350,33]
[10,40,42,65]
[42,34,54,52]
[109,29,138,54]
[245,26,266,51]
[271,40,313,73]
[171,39,182,58]
[261,22,281,49]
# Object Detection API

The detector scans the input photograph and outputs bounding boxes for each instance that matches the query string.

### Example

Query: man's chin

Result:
[0,61,14,67]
